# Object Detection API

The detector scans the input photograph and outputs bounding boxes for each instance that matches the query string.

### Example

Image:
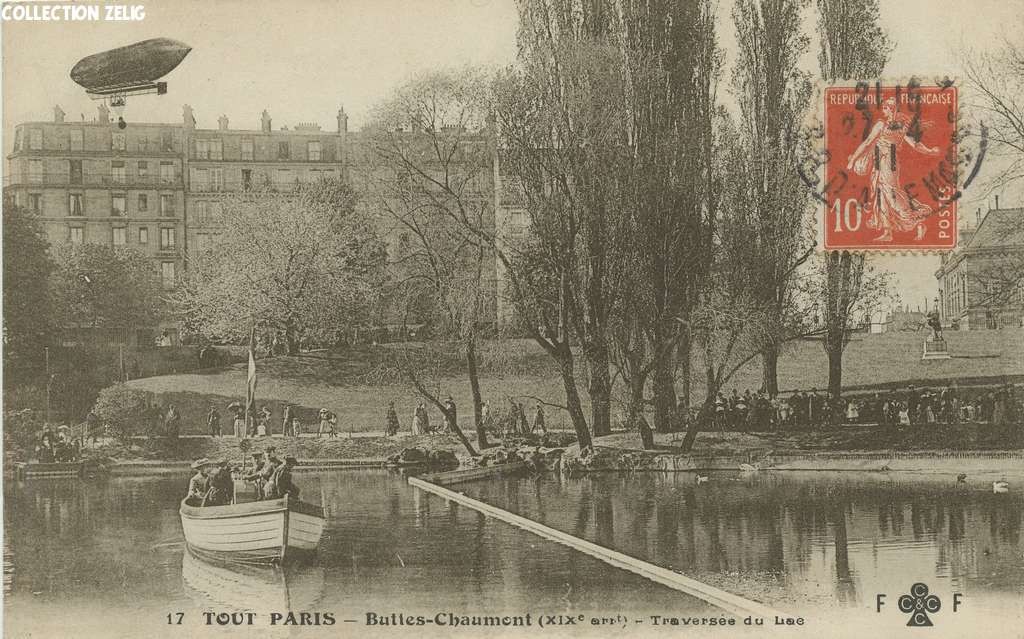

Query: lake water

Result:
[4,468,1023,638]
[461,470,1024,635]
[3,470,711,639]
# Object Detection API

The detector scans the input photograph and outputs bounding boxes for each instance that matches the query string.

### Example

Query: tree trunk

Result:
[678,331,692,413]
[651,351,677,432]
[761,346,779,397]
[465,335,489,450]
[285,328,300,355]
[623,370,647,432]
[586,342,612,437]
[679,395,715,453]
[557,350,592,450]
[826,341,843,400]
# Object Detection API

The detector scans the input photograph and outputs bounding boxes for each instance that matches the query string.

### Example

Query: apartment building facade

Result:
[5,104,350,343]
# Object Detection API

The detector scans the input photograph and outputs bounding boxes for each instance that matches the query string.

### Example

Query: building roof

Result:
[965,207,1024,251]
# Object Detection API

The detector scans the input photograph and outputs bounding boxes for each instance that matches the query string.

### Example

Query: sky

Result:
[2,0,1022,309]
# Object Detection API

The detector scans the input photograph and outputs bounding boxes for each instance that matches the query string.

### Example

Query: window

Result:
[160,194,175,216]
[209,202,222,222]
[138,161,149,178]
[210,168,224,191]
[69,129,83,151]
[241,139,254,161]
[242,168,253,190]
[161,261,176,289]
[210,139,223,160]
[138,227,149,244]
[278,141,290,159]
[161,131,174,151]
[112,132,127,151]
[111,161,126,184]
[138,194,148,212]
[308,141,322,161]
[195,139,209,159]
[194,201,208,223]
[28,193,42,213]
[29,129,42,150]
[69,227,84,245]
[161,162,175,183]
[13,129,22,151]
[69,193,84,216]
[275,169,291,186]
[69,160,82,185]
[111,194,126,216]
[160,228,176,250]
[112,227,127,246]
[192,168,208,190]
[28,160,43,183]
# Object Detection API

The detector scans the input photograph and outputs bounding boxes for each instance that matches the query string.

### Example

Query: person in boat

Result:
[186,458,213,506]
[243,452,267,498]
[258,447,282,498]
[266,456,300,500]
[206,460,235,506]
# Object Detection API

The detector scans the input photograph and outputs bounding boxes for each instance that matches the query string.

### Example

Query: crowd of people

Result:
[34,424,81,463]
[205,403,340,438]
[184,446,299,507]
[710,384,1021,431]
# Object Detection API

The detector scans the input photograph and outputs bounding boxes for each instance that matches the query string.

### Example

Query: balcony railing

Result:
[5,173,182,188]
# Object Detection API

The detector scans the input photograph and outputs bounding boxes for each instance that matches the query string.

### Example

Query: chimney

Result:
[98,103,110,124]
[261,110,272,133]
[218,114,229,131]
[54,105,65,123]
[337,106,348,134]
[182,104,195,130]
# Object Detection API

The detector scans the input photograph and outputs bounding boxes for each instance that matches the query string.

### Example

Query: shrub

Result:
[92,384,152,444]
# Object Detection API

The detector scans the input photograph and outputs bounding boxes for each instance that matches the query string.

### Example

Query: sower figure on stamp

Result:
[846,96,942,243]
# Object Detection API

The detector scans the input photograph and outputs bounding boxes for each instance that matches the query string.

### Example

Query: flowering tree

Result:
[179,179,386,353]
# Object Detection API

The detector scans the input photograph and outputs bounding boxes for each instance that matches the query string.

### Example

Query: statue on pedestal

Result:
[926,309,942,341]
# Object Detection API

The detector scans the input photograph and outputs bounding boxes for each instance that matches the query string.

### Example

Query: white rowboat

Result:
[179,495,325,564]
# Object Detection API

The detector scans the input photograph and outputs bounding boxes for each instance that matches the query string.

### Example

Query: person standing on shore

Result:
[164,404,181,440]
[385,401,400,436]
[443,396,457,433]
[282,404,294,437]
[533,404,546,435]
[207,406,221,437]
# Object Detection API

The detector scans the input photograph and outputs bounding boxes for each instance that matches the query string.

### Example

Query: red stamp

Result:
[823,84,958,250]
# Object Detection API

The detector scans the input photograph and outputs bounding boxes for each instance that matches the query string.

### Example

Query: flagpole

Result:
[244,324,257,438]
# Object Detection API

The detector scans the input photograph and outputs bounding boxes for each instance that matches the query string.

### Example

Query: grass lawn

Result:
[127,329,1024,435]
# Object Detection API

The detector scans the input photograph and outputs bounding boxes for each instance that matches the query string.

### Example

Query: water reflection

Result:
[464,471,1024,617]
[181,552,325,612]
[4,471,711,638]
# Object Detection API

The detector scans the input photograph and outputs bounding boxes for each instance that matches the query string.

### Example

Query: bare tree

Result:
[816,0,891,398]
[963,23,1024,194]
[362,69,495,450]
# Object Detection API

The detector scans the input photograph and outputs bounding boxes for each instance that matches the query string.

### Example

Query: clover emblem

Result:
[898,582,941,627]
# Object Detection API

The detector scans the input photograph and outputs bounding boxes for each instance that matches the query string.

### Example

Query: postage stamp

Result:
[822,82,959,251]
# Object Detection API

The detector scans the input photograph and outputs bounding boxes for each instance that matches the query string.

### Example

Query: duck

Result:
[993,480,1009,494]
[695,474,709,485]
[957,473,967,484]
